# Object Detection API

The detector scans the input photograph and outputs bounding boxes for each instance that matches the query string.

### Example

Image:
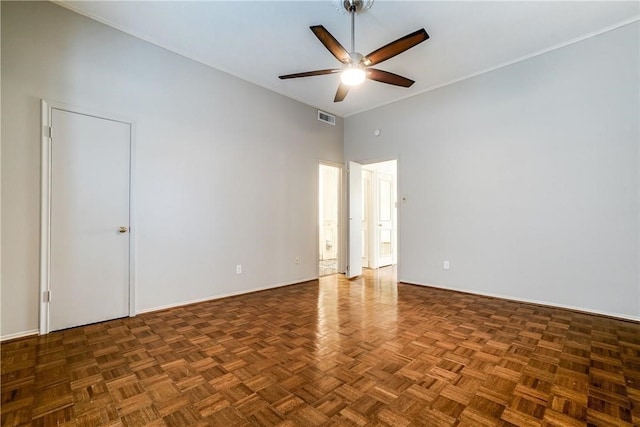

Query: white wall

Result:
[345,22,640,319]
[1,1,343,338]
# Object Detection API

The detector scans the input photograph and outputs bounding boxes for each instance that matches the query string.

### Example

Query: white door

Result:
[347,161,363,278]
[376,172,394,267]
[361,170,371,268]
[49,108,131,331]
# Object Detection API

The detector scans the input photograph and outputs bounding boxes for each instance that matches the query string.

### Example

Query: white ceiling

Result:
[59,1,639,118]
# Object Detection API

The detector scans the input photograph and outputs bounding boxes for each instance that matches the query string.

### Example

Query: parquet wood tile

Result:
[2,268,640,426]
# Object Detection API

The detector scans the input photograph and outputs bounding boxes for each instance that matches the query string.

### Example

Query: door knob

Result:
[119,226,128,233]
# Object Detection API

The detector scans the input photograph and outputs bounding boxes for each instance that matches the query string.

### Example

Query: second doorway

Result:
[319,163,341,276]
[362,160,397,269]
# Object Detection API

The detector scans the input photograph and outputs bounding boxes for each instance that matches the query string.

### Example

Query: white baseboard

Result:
[136,276,318,315]
[401,280,640,322]
[1,329,39,342]
[11,277,632,340]
[1,279,320,339]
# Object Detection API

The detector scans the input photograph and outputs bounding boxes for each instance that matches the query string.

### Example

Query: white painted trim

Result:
[351,157,401,273]
[396,157,401,279]
[50,1,639,119]
[128,120,137,316]
[50,0,340,116]
[401,280,640,323]
[136,277,318,315]
[39,100,52,335]
[39,100,136,335]
[0,329,39,342]
[318,161,345,275]
[346,15,640,118]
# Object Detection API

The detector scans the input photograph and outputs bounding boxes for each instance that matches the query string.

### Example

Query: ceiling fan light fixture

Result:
[341,65,366,86]
[278,2,429,102]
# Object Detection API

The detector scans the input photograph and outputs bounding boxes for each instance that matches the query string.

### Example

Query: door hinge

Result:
[44,126,52,139]
[43,290,51,302]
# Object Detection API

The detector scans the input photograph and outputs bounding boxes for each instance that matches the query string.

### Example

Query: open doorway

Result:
[362,160,397,270]
[319,163,340,276]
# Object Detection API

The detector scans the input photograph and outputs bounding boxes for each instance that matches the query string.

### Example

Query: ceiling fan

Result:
[278,0,429,102]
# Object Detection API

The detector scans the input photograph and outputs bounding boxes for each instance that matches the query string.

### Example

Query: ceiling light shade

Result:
[341,66,366,86]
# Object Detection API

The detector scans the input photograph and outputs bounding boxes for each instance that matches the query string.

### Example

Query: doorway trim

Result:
[348,156,400,275]
[317,160,345,277]
[363,161,397,269]
[39,100,136,334]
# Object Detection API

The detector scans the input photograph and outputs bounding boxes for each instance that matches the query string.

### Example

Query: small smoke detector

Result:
[318,110,336,126]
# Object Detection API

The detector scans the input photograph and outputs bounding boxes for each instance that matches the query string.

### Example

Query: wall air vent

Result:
[317,110,336,126]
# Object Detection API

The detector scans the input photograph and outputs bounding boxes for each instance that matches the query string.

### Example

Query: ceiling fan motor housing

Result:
[279,0,428,102]
[333,0,374,14]
[344,0,360,12]
[349,52,363,64]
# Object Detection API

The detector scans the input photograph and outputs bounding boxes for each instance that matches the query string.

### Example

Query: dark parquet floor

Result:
[2,267,640,426]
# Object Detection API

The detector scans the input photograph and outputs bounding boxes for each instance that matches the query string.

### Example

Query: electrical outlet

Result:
[236,264,242,274]
[443,261,450,270]
[295,257,300,264]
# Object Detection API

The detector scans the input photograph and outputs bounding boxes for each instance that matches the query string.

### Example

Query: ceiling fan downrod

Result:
[278,0,428,102]
[349,0,356,54]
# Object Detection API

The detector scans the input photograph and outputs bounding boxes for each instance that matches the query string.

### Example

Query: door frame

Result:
[317,160,345,276]
[347,161,363,279]
[366,167,396,269]
[349,157,399,274]
[361,169,371,268]
[39,100,136,334]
